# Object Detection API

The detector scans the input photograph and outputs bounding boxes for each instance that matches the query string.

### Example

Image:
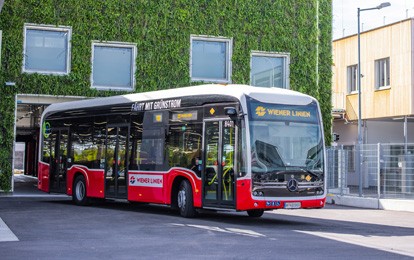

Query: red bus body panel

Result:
[38,162,50,192]
[127,168,202,207]
[236,179,325,210]
[66,166,105,198]
[38,162,324,211]
[128,172,167,204]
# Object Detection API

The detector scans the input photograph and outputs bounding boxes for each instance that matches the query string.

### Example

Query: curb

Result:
[326,194,414,213]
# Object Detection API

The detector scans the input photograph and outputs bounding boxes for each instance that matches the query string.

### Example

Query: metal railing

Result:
[327,143,414,199]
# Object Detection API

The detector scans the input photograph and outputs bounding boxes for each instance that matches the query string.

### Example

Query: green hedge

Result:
[0,0,332,191]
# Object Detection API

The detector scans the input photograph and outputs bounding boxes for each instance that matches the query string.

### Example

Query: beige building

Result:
[332,18,414,147]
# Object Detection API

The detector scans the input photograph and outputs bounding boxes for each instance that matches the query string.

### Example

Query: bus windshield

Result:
[248,99,324,197]
[250,122,323,170]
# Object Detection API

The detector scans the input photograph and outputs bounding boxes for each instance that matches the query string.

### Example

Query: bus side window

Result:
[139,111,168,171]
[166,122,202,176]
[71,120,98,169]
[42,135,52,164]
[93,117,106,169]
[129,113,144,170]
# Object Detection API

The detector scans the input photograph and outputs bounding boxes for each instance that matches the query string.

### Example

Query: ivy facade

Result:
[0,0,332,191]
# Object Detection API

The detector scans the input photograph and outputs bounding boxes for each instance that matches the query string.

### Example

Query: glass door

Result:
[203,120,235,208]
[49,129,69,193]
[105,125,129,198]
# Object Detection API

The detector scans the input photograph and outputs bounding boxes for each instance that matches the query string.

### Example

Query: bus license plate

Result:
[284,202,301,209]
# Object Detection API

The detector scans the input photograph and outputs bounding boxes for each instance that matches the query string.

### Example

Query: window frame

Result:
[347,64,358,94]
[250,51,290,89]
[90,41,137,92]
[0,30,2,66]
[190,35,232,83]
[22,24,72,75]
[375,57,390,90]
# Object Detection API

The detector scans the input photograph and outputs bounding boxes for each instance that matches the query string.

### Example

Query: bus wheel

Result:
[177,180,196,218]
[73,175,89,206]
[247,209,264,218]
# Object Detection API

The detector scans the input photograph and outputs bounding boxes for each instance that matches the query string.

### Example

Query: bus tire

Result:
[247,209,264,218]
[177,180,196,218]
[73,175,89,206]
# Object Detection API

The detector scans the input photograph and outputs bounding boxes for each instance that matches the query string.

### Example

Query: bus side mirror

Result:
[224,107,237,117]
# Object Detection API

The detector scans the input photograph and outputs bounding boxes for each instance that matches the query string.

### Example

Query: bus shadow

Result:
[196,209,414,238]
[44,198,414,239]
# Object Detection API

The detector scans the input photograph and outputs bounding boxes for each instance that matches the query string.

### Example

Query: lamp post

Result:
[357,2,391,196]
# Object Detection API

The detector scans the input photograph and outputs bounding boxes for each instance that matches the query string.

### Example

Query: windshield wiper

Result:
[285,166,322,179]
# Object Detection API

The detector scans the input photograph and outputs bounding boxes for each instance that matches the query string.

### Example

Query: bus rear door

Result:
[49,128,69,193]
[105,125,129,199]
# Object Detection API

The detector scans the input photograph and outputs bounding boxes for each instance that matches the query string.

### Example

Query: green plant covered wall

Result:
[0,0,332,191]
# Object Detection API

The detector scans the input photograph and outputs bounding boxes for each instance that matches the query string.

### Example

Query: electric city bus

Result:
[38,84,326,217]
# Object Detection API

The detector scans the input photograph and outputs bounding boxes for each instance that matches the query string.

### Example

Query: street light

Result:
[357,2,391,196]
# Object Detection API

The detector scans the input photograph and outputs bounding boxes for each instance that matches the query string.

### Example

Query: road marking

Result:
[170,223,185,227]
[187,224,233,234]
[0,218,19,242]
[296,230,414,257]
[225,228,266,237]
[170,223,266,238]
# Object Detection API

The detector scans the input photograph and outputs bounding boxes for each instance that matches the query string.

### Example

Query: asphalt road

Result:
[0,175,413,259]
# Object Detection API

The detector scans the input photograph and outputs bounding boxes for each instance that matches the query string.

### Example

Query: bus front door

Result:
[203,120,235,208]
[49,129,69,193]
[105,125,129,199]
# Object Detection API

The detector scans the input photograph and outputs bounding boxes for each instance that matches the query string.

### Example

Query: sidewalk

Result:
[326,193,414,213]
[272,204,414,257]
[0,174,67,198]
[12,174,43,196]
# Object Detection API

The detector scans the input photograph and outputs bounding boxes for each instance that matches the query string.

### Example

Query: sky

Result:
[333,0,414,39]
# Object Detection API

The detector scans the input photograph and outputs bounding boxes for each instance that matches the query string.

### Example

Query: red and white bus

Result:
[38,84,326,217]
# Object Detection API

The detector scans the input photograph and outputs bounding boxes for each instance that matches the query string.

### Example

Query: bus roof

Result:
[43,84,316,115]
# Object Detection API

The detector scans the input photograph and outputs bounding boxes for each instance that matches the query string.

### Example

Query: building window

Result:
[347,64,358,93]
[91,41,136,91]
[250,51,290,88]
[375,57,390,89]
[190,35,232,83]
[23,24,71,75]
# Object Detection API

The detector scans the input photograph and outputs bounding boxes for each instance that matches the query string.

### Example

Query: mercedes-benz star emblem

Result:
[287,178,298,192]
